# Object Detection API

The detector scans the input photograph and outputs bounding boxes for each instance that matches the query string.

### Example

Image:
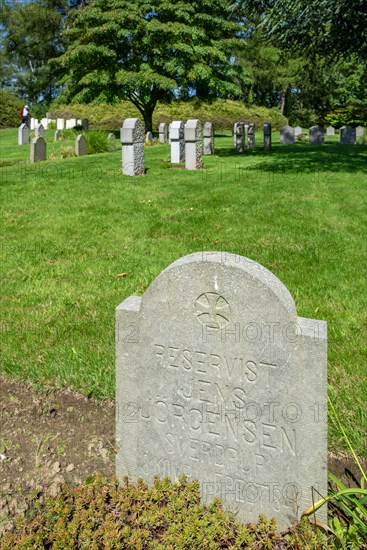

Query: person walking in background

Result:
[20,105,30,127]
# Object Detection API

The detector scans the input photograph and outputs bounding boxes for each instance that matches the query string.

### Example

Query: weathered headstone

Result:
[340,126,356,145]
[30,118,36,130]
[280,126,295,145]
[263,122,272,151]
[75,134,87,156]
[170,121,185,164]
[30,136,46,163]
[159,123,168,144]
[145,131,153,144]
[326,126,335,136]
[203,122,214,155]
[247,123,255,149]
[57,118,65,130]
[66,118,77,129]
[184,119,203,170]
[168,123,172,144]
[294,126,302,137]
[233,122,239,147]
[309,125,324,145]
[41,117,49,130]
[81,119,89,131]
[356,126,365,137]
[18,123,29,145]
[54,130,61,142]
[35,124,45,139]
[235,123,244,153]
[116,251,328,531]
[120,118,145,176]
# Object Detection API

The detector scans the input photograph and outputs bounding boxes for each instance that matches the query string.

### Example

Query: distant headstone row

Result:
[28,117,89,130]
[232,122,364,150]
[121,119,215,175]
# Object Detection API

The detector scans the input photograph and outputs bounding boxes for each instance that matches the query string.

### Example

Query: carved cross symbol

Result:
[195,292,230,329]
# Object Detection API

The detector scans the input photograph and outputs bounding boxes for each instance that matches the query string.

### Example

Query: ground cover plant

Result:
[0,128,366,460]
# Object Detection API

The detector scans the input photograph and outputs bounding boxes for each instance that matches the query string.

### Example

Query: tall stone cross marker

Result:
[116,252,328,530]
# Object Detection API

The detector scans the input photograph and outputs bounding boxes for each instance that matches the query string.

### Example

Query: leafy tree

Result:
[56,0,248,130]
[1,0,65,104]
[233,0,367,60]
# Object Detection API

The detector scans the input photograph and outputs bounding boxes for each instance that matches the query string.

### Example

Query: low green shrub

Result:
[0,476,327,549]
[325,105,367,127]
[86,130,109,154]
[0,90,23,128]
[49,99,288,131]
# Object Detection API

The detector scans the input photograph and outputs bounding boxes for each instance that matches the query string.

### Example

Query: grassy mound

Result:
[49,99,288,131]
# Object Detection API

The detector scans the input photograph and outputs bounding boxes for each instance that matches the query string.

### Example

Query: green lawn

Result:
[1,127,366,455]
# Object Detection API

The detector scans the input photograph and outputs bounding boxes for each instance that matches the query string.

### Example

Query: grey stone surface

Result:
[184,119,203,170]
[309,125,324,145]
[18,123,29,145]
[326,126,335,136]
[170,121,185,163]
[294,126,302,137]
[35,124,45,139]
[40,117,49,130]
[57,118,65,130]
[203,122,214,155]
[145,131,153,143]
[233,122,239,146]
[340,125,356,145]
[168,123,172,144]
[121,118,145,176]
[263,123,272,151]
[159,123,168,143]
[116,251,328,531]
[280,126,295,145]
[247,123,255,149]
[75,134,87,156]
[54,130,61,142]
[30,136,46,163]
[30,118,36,130]
[235,122,244,153]
[81,119,89,130]
[356,126,364,137]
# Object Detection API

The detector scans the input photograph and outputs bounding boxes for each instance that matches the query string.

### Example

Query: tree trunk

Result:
[279,87,287,114]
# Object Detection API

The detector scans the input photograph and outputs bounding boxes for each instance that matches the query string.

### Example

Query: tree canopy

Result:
[56,0,249,130]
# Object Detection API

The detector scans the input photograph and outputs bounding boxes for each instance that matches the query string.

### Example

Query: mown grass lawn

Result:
[1,127,366,455]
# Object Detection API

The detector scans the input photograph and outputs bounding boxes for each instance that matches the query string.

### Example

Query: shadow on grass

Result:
[214,143,367,173]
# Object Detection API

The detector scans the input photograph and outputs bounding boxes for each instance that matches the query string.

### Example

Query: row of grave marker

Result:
[234,123,365,150]
[29,117,89,130]
[120,118,214,175]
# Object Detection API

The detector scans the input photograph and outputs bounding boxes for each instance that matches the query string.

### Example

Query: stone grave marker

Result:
[170,121,185,164]
[203,122,214,155]
[184,119,203,170]
[233,122,239,147]
[263,122,272,151]
[356,126,364,137]
[159,123,168,143]
[145,131,153,144]
[309,125,324,145]
[57,118,65,130]
[340,126,356,145]
[294,126,302,137]
[30,118,36,130]
[81,119,89,130]
[30,136,46,163]
[41,117,49,130]
[326,126,335,136]
[168,123,172,144]
[120,118,145,176]
[54,130,61,141]
[280,126,295,145]
[247,123,255,149]
[35,124,45,139]
[235,122,245,153]
[75,134,87,156]
[18,123,29,145]
[116,251,328,531]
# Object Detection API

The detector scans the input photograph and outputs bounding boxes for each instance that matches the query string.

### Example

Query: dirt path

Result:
[0,375,365,535]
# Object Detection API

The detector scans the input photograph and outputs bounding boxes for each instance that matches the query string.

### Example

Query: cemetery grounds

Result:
[0,127,366,532]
